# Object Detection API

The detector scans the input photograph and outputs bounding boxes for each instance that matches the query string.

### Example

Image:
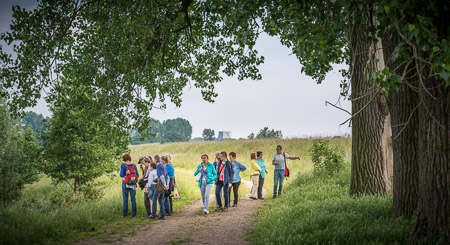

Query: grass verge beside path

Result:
[246,169,414,244]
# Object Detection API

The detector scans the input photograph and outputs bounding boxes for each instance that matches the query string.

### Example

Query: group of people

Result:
[120,153,176,220]
[194,145,300,214]
[120,145,300,218]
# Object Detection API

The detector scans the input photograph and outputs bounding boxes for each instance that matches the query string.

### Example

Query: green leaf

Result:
[408,24,415,32]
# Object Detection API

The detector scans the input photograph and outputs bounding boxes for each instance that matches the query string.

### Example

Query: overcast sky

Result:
[1,1,352,139]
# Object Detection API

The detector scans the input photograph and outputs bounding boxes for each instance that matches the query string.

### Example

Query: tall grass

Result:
[0,137,350,244]
[246,166,414,244]
[130,137,351,192]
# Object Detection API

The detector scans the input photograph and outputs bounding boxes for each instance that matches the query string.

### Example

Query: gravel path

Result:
[78,170,266,245]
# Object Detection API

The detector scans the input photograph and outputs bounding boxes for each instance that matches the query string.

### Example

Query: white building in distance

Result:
[218,131,231,141]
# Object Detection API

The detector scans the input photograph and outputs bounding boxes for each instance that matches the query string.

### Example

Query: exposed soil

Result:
[77,171,266,245]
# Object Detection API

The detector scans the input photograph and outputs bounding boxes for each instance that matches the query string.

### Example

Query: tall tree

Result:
[255,127,283,139]
[374,1,449,241]
[21,111,45,132]
[0,0,263,137]
[0,98,41,204]
[215,0,393,195]
[159,118,192,142]
[381,31,419,218]
[348,4,392,195]
[41,83,124,193]
[202,128,215,141]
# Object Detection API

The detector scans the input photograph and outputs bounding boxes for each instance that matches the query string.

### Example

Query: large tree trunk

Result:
[409,77,449,243]
[381,34,419,218]
[348,6,392,196]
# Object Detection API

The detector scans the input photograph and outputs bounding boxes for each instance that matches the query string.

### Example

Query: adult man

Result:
[272,145,300,198]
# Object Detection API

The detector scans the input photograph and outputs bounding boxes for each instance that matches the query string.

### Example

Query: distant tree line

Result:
[248,127,283,139]
[130,118,192,144]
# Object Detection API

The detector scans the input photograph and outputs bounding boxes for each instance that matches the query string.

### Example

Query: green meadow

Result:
[0,137,414,244]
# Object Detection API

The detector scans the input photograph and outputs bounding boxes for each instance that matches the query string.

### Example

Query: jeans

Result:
[144,191,151,215]
[164,195,171,215]
[122,181,136,217]
[200,179,213,211]
[152,187,165,218]
[215,181,224,208]
[215,181,231,208]
[214,183,222,207]
[231,181,241,204]
[273,169,285,196]
[258,174,265,199]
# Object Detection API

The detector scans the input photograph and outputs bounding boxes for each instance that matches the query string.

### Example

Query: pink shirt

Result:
[218,162,225,181]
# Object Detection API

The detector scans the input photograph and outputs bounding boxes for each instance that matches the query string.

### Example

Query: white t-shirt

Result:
[272,152,290,170]
[145,170,158,188]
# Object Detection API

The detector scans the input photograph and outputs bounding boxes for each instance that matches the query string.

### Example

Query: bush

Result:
[77,181,105,202]
[50,186,74,207]
[309,139,346,176]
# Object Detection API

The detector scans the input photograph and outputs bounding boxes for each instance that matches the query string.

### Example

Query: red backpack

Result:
[283,152,290,178]
[124,164,138,185]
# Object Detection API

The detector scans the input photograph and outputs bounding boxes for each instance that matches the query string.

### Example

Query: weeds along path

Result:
[78,169,266,245]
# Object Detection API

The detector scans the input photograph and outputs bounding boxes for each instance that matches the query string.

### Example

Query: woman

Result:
[213,151,222,208]
[150,154,168,220]
[164,154,176,216]
[141,157,152,217]
[144,161,157,218]
[257,151,268,200]
[249,153,261,200]
[194,154,217,214]
[120,153,139,218]
[215,151,233,211]
[229,152,247,207]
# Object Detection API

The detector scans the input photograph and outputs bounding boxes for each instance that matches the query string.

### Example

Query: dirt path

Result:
[79,169,266,245]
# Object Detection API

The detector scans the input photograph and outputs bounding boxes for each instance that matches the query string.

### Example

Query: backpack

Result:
[283,152,290,178]
[124,164,138,185]
[138,168,149,189]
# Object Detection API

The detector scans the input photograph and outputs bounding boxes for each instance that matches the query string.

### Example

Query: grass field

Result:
[0,137,355,244]
[129,137,352,193]
[246,167,414,244]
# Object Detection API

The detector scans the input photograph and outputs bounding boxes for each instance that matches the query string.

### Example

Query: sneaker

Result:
[258,197,264,200]
[142,212,150,217]
[130,216,136,218]
[166,213,172,216]
[215,207,223,211]
[250,197,257,200]
[147,215,156,219]
[205,210,209,214]
[232,203,237,207]
[203,209,207,214]
[222,207,228,211]
[272,195,276,199]
[157,216,165,220]
[122,215,127,218]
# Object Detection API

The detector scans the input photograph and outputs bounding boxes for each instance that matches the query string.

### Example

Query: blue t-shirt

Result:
[156,162,168,188]
[166,163,175,179]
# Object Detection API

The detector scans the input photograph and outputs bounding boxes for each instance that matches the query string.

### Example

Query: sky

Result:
[1,0,352,139]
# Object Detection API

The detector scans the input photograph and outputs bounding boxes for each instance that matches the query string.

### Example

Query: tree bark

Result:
[409,77,449,243]
[348,6,392,196]
[381,34,419,218]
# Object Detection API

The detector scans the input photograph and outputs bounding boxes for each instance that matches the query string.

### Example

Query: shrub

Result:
[309,139,346,176]
[77,181,105,202]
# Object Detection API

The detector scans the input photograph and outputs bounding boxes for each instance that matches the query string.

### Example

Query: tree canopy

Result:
[202,128,215,141]
[0,0,263,136]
